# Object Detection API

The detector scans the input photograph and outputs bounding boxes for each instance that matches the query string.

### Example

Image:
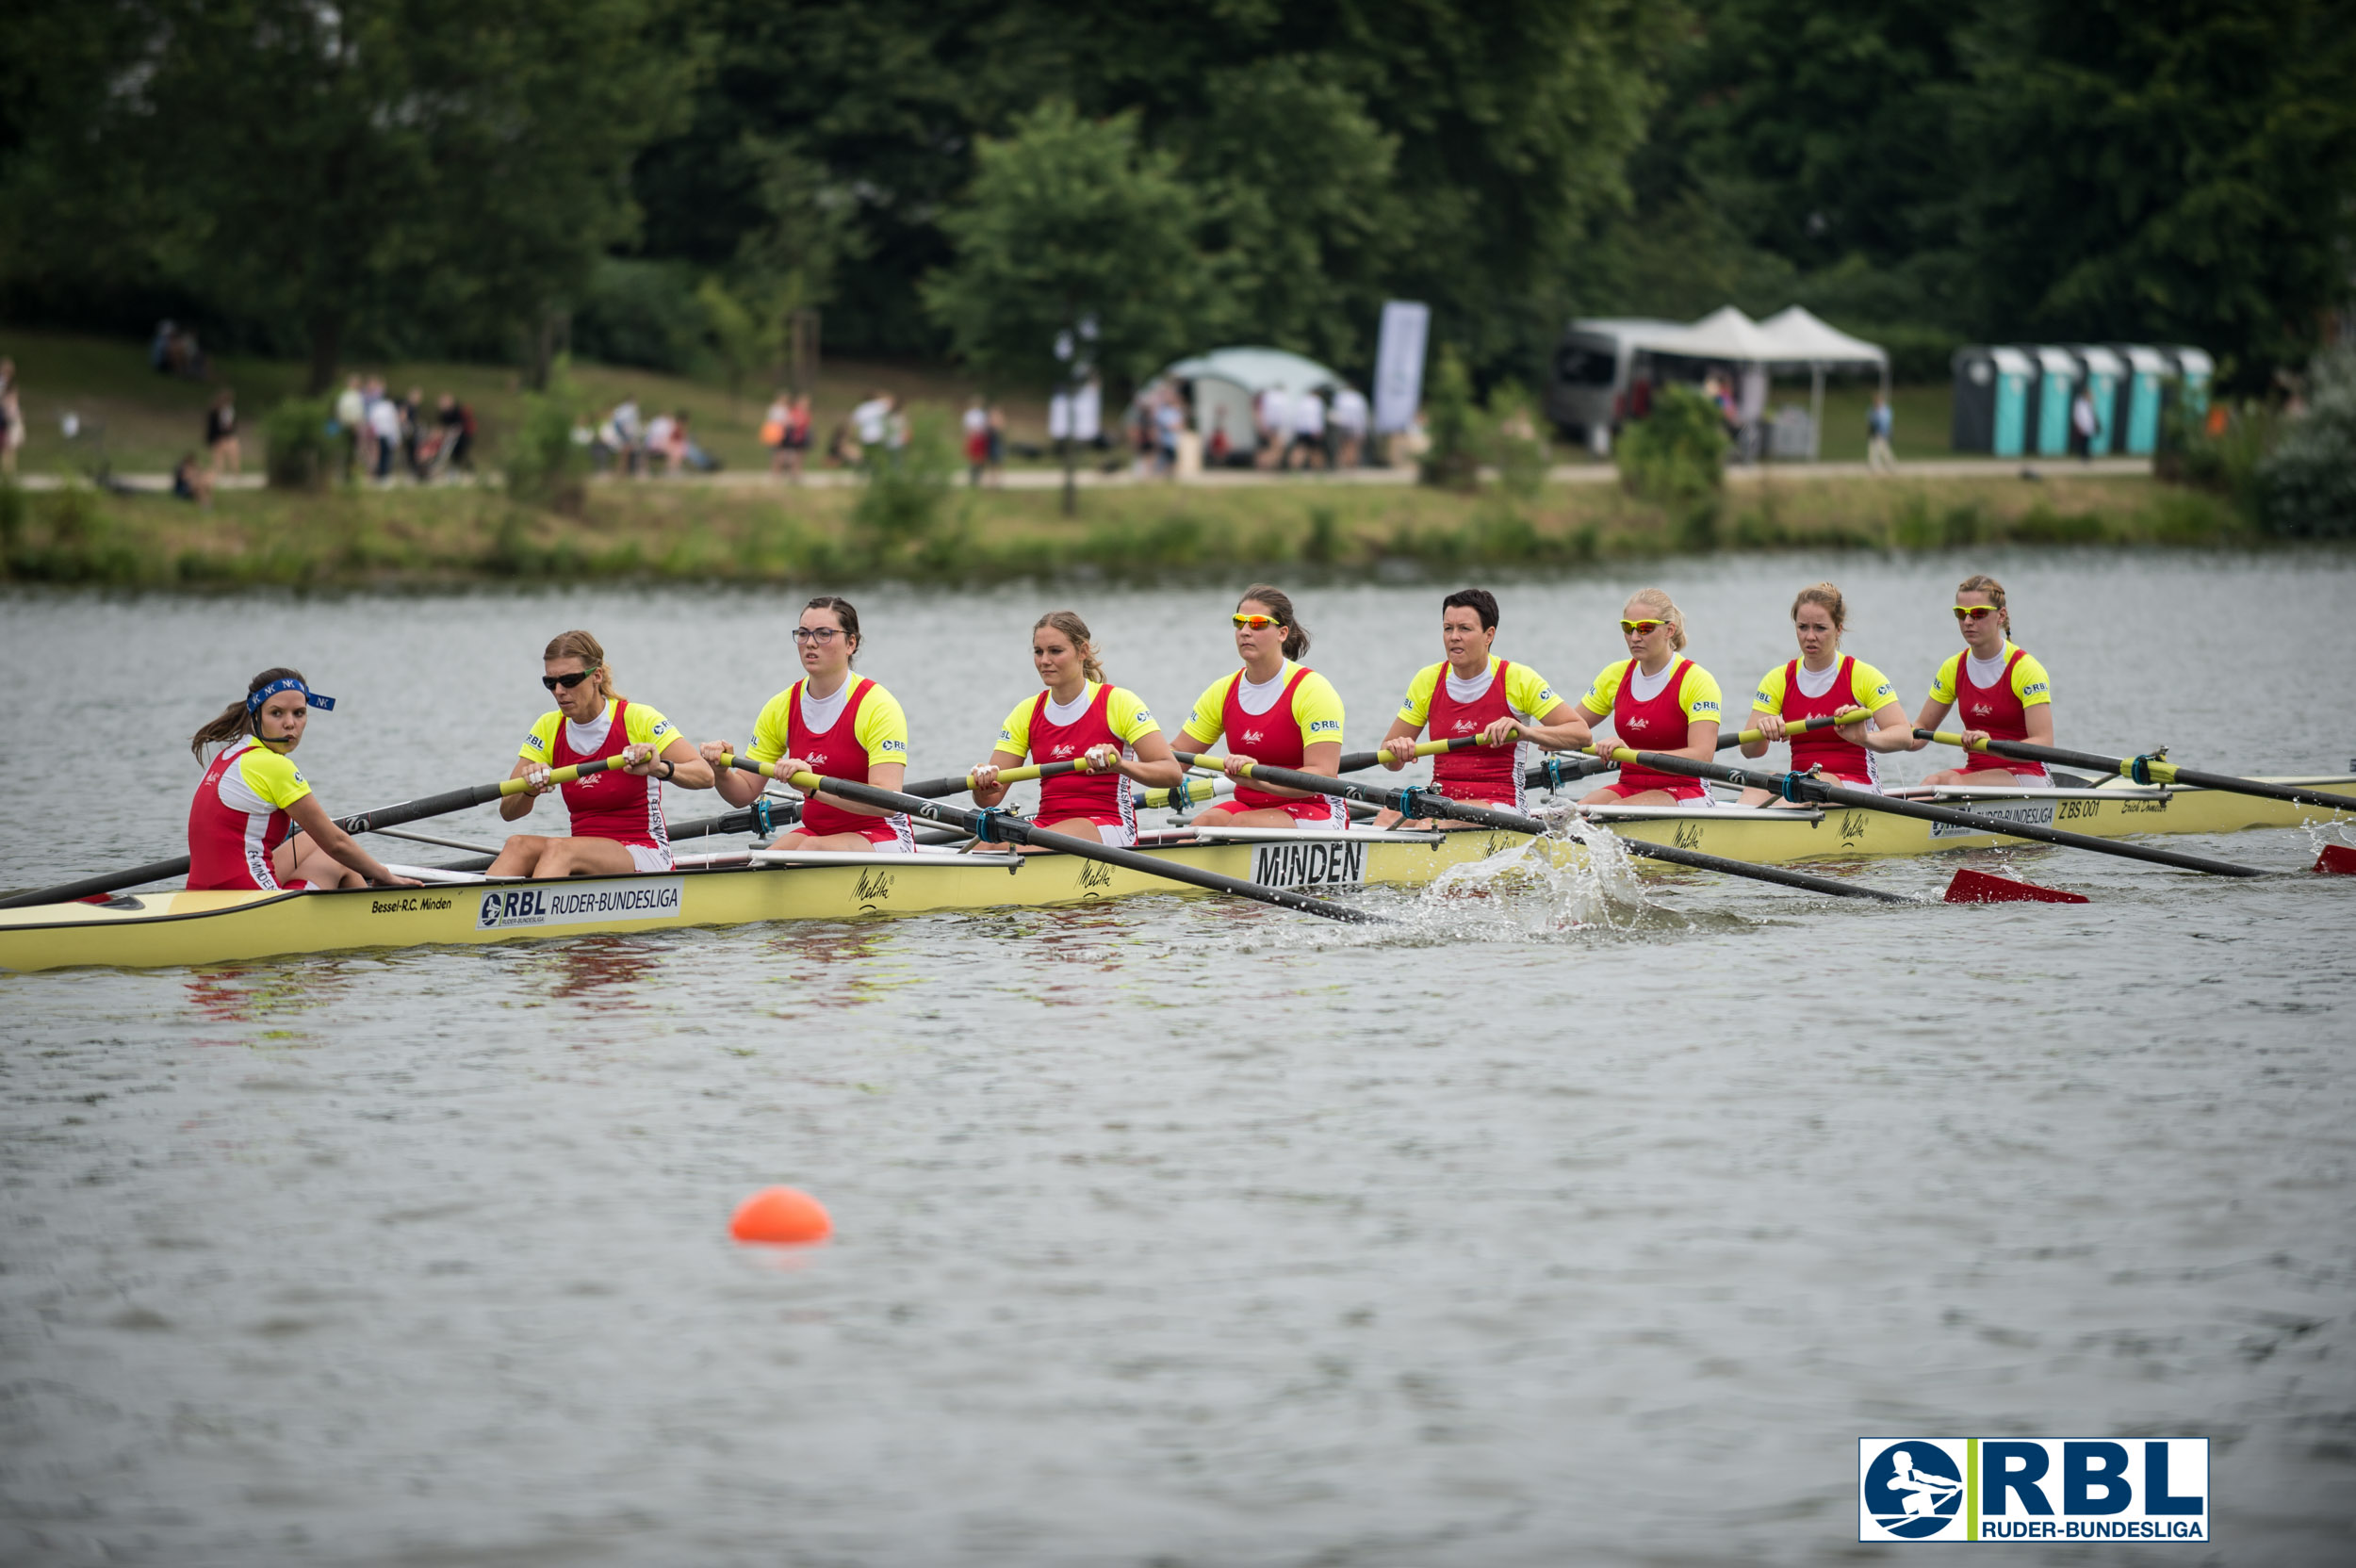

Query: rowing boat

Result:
[2,774,2345,972]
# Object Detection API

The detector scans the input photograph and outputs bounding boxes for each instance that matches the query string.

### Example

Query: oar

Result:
[1915,729,2356,813]
[1171,750,1914,904]
[1720,710,1870,750]
[718,754,1382,923]
[0,758,626,909]
[1579,745,2265,877]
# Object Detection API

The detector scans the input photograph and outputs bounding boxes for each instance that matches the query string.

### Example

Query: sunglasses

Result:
[792,626,846,644]
[1952,605,2001,622]
[1232,613,1284,629]
[541,668,597,692]
[1619,618,1668,635]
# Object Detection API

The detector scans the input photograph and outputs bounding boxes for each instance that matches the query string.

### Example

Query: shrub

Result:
[850,407,957,558]
[1616,384,1726,507]
[503,372,592,514]
[263,397,338,490]
[1418,345,1480,491]
[1482,379,1549,500]
[2258,347,2356,538]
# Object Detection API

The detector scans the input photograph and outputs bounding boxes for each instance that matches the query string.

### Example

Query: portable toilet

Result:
[2164,346,2214,419]
[2017,347,2079,457]
[2067,346,2123,455]
[2107,345,2168,454]
[1952,346,2034,457]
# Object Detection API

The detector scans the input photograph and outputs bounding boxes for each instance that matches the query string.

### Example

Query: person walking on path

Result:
[334,375,366,482]
[1866,391,1896,473]
[964,396,990,487]
[2070,384,2098,462]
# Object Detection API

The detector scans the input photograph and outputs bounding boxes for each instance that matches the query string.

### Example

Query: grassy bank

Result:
[0,466,2266,592]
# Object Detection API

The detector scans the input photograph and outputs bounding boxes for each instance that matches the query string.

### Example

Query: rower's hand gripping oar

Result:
[1914,729,2356,813]
[1170,750,1914,904]
[718,754,1383,924]
[1580,744,2266,877]
[0,759,627,910]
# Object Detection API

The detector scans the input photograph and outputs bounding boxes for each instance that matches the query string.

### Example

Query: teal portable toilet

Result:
[2067,346,2122,455]
[2019,347,2078,457]
[1952,346,2033,456]
[2107,345,2167,454]
[2164,347,2213,419]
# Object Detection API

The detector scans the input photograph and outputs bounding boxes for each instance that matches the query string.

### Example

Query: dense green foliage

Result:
[2257,350,2356,538]
[261,399,337,491]
[1616,386,1727,507]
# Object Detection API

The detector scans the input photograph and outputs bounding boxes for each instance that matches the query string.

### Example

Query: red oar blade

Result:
[1944,868,2091,905]
[2315,843,2356,875]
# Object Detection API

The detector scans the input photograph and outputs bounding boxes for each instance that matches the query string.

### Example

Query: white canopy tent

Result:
[1160,347,1352,457]
[1617,305,1890,461]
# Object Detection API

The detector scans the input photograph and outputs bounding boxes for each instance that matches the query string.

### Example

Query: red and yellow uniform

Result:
[995,682,1159,844]
[1182,662,1348,826]
[749,678,914,848]
[188,740,311,890]
[1751,655,1896,790]
[520,697,680,869]
[1579,658,1724,802]
[1927,643,2052,782]
[1396,655,1562,810]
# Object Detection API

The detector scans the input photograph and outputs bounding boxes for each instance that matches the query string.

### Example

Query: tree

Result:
[0,0,690,389]
[923,103,1212,514]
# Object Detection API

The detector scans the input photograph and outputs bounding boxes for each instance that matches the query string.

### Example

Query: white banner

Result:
[1372,301,1430,433]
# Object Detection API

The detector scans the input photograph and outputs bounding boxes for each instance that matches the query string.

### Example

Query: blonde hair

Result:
[1792,581,1847,635]
[1626,587,1688,651]
[1034,610,1106,683]
[1955,573,2010,635]
[543,629,622,701]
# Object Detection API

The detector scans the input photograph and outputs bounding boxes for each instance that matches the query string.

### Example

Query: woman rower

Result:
[1571,587,1724,806]
[968,611,1183,845]
[1175,584,1350,829]
[490,630,712,878]
[698,596,916,852]
[1910,573,2054,787]
[187,668,416,891]
[1735,580,1911,806]
[1374,586,1584,826]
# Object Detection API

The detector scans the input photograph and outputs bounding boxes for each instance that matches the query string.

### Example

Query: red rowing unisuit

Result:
[1029,684,1133,834]
[552,696,668,852]
[1954,647,2050,781]
[1612,658,1710,799]
[1779,656,1877,788]
[1225,666,1317,814]
[187,741,303,891]
[785,678,908,843]
[1430,659,1523,808]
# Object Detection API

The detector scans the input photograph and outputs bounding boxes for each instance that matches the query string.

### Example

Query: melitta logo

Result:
[1050,743,1078,758]
[1241,728,1265,745]
[1450,719,1475,734]
[1858,1438,2208,1543]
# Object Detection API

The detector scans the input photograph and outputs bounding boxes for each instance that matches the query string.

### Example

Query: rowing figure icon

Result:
[1861,1443,1964,1539]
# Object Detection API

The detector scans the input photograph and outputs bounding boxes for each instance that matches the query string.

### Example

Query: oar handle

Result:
[492,757,615,798]
[1719,709,1870,749]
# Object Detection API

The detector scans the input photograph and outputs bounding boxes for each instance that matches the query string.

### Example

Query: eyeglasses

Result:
[1232,613,1283,629]
[541,669,597,692]
[793,626,845,644]
[1620,618,1668,635]
[1952,605,2001,622]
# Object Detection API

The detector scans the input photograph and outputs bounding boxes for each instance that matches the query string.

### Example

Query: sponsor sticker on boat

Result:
[1858,1437,2208,1543]
[1252,839,1366,889]
[475,879,683,930]
[1929,800,2056,839]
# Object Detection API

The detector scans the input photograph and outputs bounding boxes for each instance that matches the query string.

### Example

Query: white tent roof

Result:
[1759,306,1888,368]
[1628,306,1787,364]
[1163,347,1350,395]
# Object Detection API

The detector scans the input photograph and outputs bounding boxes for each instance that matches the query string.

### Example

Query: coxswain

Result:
[1911,573,2053,786]
[490,630,712,878]
[1735,580,1912,805]
[968,611,1183,846]
[1373,587,1584,826]
[699,596,916,851]
[1176,584,1350,828]
[186,668,416,891]
[1571,588,1724,806]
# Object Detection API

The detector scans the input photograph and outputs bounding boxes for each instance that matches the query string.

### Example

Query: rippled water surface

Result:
[5,553,2354,1566]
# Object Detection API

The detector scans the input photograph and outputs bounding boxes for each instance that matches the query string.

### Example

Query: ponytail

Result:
[190,666,305,759]
[1956,573,2011,636]
[1238,583,1310,660]
[1035,610,1106,683]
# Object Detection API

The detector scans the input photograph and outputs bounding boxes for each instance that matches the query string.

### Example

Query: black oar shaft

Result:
[1915,729,2356,812]
[1612,747,2263,877]
[1173,751,1912,904]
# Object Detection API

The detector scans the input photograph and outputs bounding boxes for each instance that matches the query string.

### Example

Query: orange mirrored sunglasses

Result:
[1232,612,1283,629]
[1619,618,1667,635]
[1952,605,2001,622]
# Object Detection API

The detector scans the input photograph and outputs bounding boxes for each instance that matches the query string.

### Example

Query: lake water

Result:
[4,551,2353,1565]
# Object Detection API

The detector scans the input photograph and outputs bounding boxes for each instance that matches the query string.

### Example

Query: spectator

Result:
[643,408,678,476]
[205,387,241,476]
[1866,391,1896,473]
[401,386,427,477]
[761,391,794,476]
[963,396,990,487]
[985,402,1006,486]
[781,393,812,480]
[366,382,402,482]
[1153,385,1184,476]
[434,393,474,474]
[883,396,908,466]
[1205,408,1232,468]
[1289,387,1327,470]
[671,411,717,473]
[0,357,20,478]
[2070,384,2098,462]
[169,325,205,379]
[1330,383,1369,468]
[172,450,213,506]
[1252,385,1288,469]
[334,375,366,482]
[597,397,643,475]
[1628,374,1655,422]
[851,389,892,457]
[150,321,176,374]
[826,417,859,468]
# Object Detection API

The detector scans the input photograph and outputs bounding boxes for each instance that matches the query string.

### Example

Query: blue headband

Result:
[246,678,335,715]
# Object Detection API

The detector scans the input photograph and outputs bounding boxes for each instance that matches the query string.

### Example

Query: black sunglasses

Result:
[542,669,597,692]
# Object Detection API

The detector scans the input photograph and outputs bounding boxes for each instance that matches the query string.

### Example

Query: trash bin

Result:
[2162,347,2214,420]
[1952,346,2034,457]
[2106,345,2168,455]
[2018,347,2079,458]
[2067,346,2123,456]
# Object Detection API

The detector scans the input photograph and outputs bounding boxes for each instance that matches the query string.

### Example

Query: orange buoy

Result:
[729,1185,832,1245]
